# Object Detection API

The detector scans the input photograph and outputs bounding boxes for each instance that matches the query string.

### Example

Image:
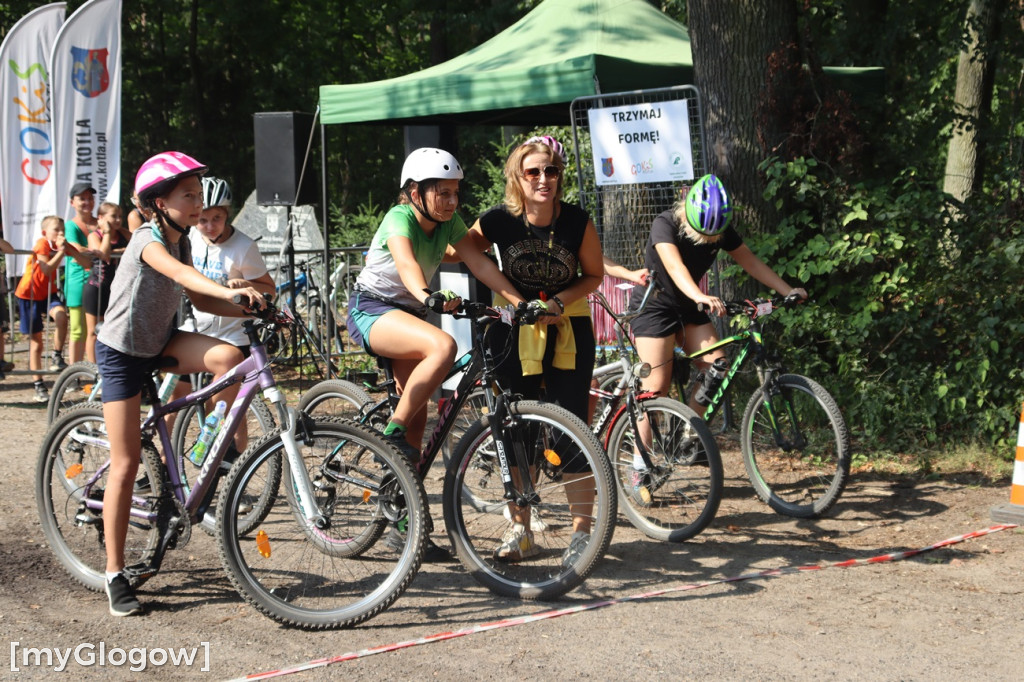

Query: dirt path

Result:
[2,369,1022,680]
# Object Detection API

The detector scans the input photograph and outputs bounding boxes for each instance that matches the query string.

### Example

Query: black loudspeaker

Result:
[254,111,316,206]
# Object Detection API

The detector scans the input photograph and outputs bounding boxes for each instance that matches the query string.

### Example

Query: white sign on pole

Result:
[587,99,694,186]
[0,2,66,276]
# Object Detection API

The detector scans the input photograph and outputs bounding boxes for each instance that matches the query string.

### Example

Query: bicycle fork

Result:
[488,400,541,508]
[267,389,328,530]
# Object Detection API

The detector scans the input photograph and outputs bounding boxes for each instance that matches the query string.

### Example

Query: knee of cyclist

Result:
[430,334,458,363]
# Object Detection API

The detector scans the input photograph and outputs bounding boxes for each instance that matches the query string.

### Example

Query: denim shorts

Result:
[346,291,424,354]
[95,340,160,402]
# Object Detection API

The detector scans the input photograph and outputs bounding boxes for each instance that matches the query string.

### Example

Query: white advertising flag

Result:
[587,99,695,186]
[50,0,122,221]
[0,3,67,276]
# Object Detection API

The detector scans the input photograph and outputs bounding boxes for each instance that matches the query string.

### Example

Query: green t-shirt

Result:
[354,204,468,309]
[63,219,91,307]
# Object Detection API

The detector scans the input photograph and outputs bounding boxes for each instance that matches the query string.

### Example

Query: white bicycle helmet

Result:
[400,148,464,187]
[202,176,232,209]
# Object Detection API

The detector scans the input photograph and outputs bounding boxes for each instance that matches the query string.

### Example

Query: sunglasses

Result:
[522,165,562,180]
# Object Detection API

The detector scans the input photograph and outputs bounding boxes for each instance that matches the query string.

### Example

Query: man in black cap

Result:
[62,182,98,368]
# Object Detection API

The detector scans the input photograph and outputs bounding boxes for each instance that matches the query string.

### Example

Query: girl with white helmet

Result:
[95,152,265,617]
[347,148,526,560]
[167,175,275,457]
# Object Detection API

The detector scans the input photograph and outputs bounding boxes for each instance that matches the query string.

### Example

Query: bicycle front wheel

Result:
[443,400,616,600]
[607,397,722,542]
[741,374,851,518]
[217,417,427,629]
[46,361,101,423]
[36,404,163,592]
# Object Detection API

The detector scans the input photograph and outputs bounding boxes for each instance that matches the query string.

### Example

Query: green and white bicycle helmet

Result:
[684,174,732,235]
[202,176,232,210]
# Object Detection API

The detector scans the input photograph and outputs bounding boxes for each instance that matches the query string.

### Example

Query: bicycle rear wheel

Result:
[217,417,427,629]
[171,396,278,535]
[36,404,163,592]
[442,400,615,600]
[741,374,851,518]
[607,397,722,542]
[46,361,101,423]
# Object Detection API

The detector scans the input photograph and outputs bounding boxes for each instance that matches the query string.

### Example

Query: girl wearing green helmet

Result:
[630,174,807,411]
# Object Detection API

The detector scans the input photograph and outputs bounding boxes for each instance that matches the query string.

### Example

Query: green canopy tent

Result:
[319,0,882,126]
[319,0,698,127]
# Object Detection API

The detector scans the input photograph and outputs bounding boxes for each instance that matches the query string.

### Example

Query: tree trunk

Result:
[943,0,999,204]
[686,0,798,239]
[686,0,800,303]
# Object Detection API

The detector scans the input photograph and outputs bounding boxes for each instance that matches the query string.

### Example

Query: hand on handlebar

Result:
[230,287,267,312]
[423,288,462,314]
[695,294,726,317]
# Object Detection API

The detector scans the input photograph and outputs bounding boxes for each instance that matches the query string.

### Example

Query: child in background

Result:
[83,202,130,363]
[14,216,76,401]
[170,176,275,459]
[64,182,100,367]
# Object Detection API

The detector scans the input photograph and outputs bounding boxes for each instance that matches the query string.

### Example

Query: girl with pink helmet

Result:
[94,151,265,617]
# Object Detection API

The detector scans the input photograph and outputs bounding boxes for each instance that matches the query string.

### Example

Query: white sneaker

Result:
[503,506,547,532]
[561,531,590,570]
[493,523,539,562]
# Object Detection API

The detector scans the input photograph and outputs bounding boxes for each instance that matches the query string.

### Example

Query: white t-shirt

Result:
[179,226,269,346]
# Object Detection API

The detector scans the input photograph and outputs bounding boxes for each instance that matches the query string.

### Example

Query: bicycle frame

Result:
[356,304,544,508]
[73,313,325,564]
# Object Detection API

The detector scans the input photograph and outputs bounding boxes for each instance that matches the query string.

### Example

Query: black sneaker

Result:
[220,444,242,472]
[383,431,421,463]
[49,351,67,372]
[106,573,142,617]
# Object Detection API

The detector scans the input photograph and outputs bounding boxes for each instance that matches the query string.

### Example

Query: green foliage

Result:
[328,195,385,249]
[462,125,582,218]
[757,155,1024,453]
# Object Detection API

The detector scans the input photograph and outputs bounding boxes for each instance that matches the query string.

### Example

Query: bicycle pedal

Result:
[123,562,158,582]
[74,511,101,526]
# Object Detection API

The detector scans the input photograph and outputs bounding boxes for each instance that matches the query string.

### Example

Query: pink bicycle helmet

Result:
[135,151,208,204]
[524,135,566,164]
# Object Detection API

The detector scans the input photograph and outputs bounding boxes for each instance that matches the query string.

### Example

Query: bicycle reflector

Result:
[544,449,562,466]
[256,530,272,558]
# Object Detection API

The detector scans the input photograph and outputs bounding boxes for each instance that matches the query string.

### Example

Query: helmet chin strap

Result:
[403,188,440,225]
[154,206,190,236]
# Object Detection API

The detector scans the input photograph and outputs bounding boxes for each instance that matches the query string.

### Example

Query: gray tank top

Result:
[97,225,188,357]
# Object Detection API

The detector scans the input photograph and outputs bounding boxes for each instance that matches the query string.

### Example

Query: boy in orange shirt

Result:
[15,216,77,401]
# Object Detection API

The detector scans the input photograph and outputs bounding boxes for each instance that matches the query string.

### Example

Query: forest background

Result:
[1,0,1022,460]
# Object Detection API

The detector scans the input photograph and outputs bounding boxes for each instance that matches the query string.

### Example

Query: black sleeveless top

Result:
[478,200,589,300]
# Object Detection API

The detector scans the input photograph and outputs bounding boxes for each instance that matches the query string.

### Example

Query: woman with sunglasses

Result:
[465,135,605,566]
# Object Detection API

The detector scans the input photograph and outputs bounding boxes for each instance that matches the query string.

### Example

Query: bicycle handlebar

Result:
[447,300,553,326]
[698,293,806,319]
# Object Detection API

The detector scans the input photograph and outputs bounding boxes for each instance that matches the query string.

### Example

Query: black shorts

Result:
[629,296,711,338]
[96,340,161,402]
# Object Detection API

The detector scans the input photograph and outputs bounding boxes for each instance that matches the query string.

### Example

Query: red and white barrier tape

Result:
[233,523,1018,681]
